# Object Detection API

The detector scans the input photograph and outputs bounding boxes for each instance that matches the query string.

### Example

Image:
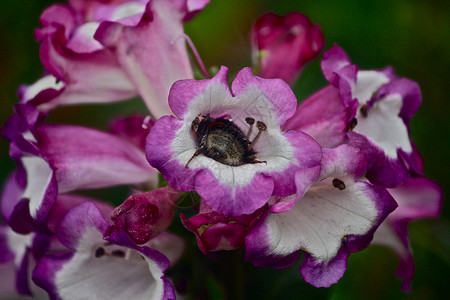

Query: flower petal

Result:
[33,124,158,192]
[231,67,297,126]
[168,66,231,119]
[283,86,349,148]
[95,0,194,119]
[34,202,175,300]
[246,146,396,286]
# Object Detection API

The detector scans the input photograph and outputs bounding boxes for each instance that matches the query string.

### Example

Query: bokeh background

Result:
[0,0,448,299]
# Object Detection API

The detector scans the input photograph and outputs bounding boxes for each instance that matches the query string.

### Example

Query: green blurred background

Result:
[0,0,448,299]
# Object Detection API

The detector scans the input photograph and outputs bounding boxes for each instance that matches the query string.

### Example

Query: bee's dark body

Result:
[187,115,263,167]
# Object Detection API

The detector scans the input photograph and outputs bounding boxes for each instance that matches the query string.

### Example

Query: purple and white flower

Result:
[33,201,181,300]
[0,222,52,298]
[26,0,209,118]
[245,145,397,287]
[2,112,158,232]
[321,44,422,187]
[146,66,322,216]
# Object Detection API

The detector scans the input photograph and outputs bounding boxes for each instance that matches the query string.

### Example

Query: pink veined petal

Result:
[95,0,194,119]
[33,124,158,192]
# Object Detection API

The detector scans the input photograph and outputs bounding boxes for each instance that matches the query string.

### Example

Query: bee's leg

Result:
[185,147,204,168]
[246,155,267,165]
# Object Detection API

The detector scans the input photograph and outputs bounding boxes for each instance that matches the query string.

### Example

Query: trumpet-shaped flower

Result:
[146,66,322,216]
[321,45,421,187]
[245,145,397,287]
[2,108,157,232]
[27,0,209,118]
[32,201,181,300]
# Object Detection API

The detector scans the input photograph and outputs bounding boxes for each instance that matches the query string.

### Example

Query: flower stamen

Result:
[252,121,267,145]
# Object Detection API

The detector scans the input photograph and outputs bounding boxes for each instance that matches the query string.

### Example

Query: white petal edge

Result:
[22,75,65,102]
[66,22,104,53]
[111,2,146,22]
[21,156,53,219]
[6,229,33,267]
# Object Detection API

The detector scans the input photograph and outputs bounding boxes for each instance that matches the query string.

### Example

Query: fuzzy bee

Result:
[185,115,267,167]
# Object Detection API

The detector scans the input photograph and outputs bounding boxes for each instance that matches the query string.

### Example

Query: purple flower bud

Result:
[252,12,324,85]
[181,202,266,253]
[108,187,180,244]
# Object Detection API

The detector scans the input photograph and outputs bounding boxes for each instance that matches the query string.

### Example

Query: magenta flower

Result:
[146,66,322,216]
[32,201,182,300]
[0,194,113,297]
[320,45,421,187]
[27,0,209,118]
[180,201,266,253]
[252,12,324,84]
[245,145,397,287]
[107,186,180,245]
[1,109,158,232]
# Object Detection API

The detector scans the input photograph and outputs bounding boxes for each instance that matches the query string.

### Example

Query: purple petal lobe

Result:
[300,248,349,287]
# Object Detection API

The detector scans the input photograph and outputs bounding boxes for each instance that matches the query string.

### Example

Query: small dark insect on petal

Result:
[332,178,346,190]
[348,118,358,131]
[360,104,368,117]
[95,247,105,258]
[111,250,126,258]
